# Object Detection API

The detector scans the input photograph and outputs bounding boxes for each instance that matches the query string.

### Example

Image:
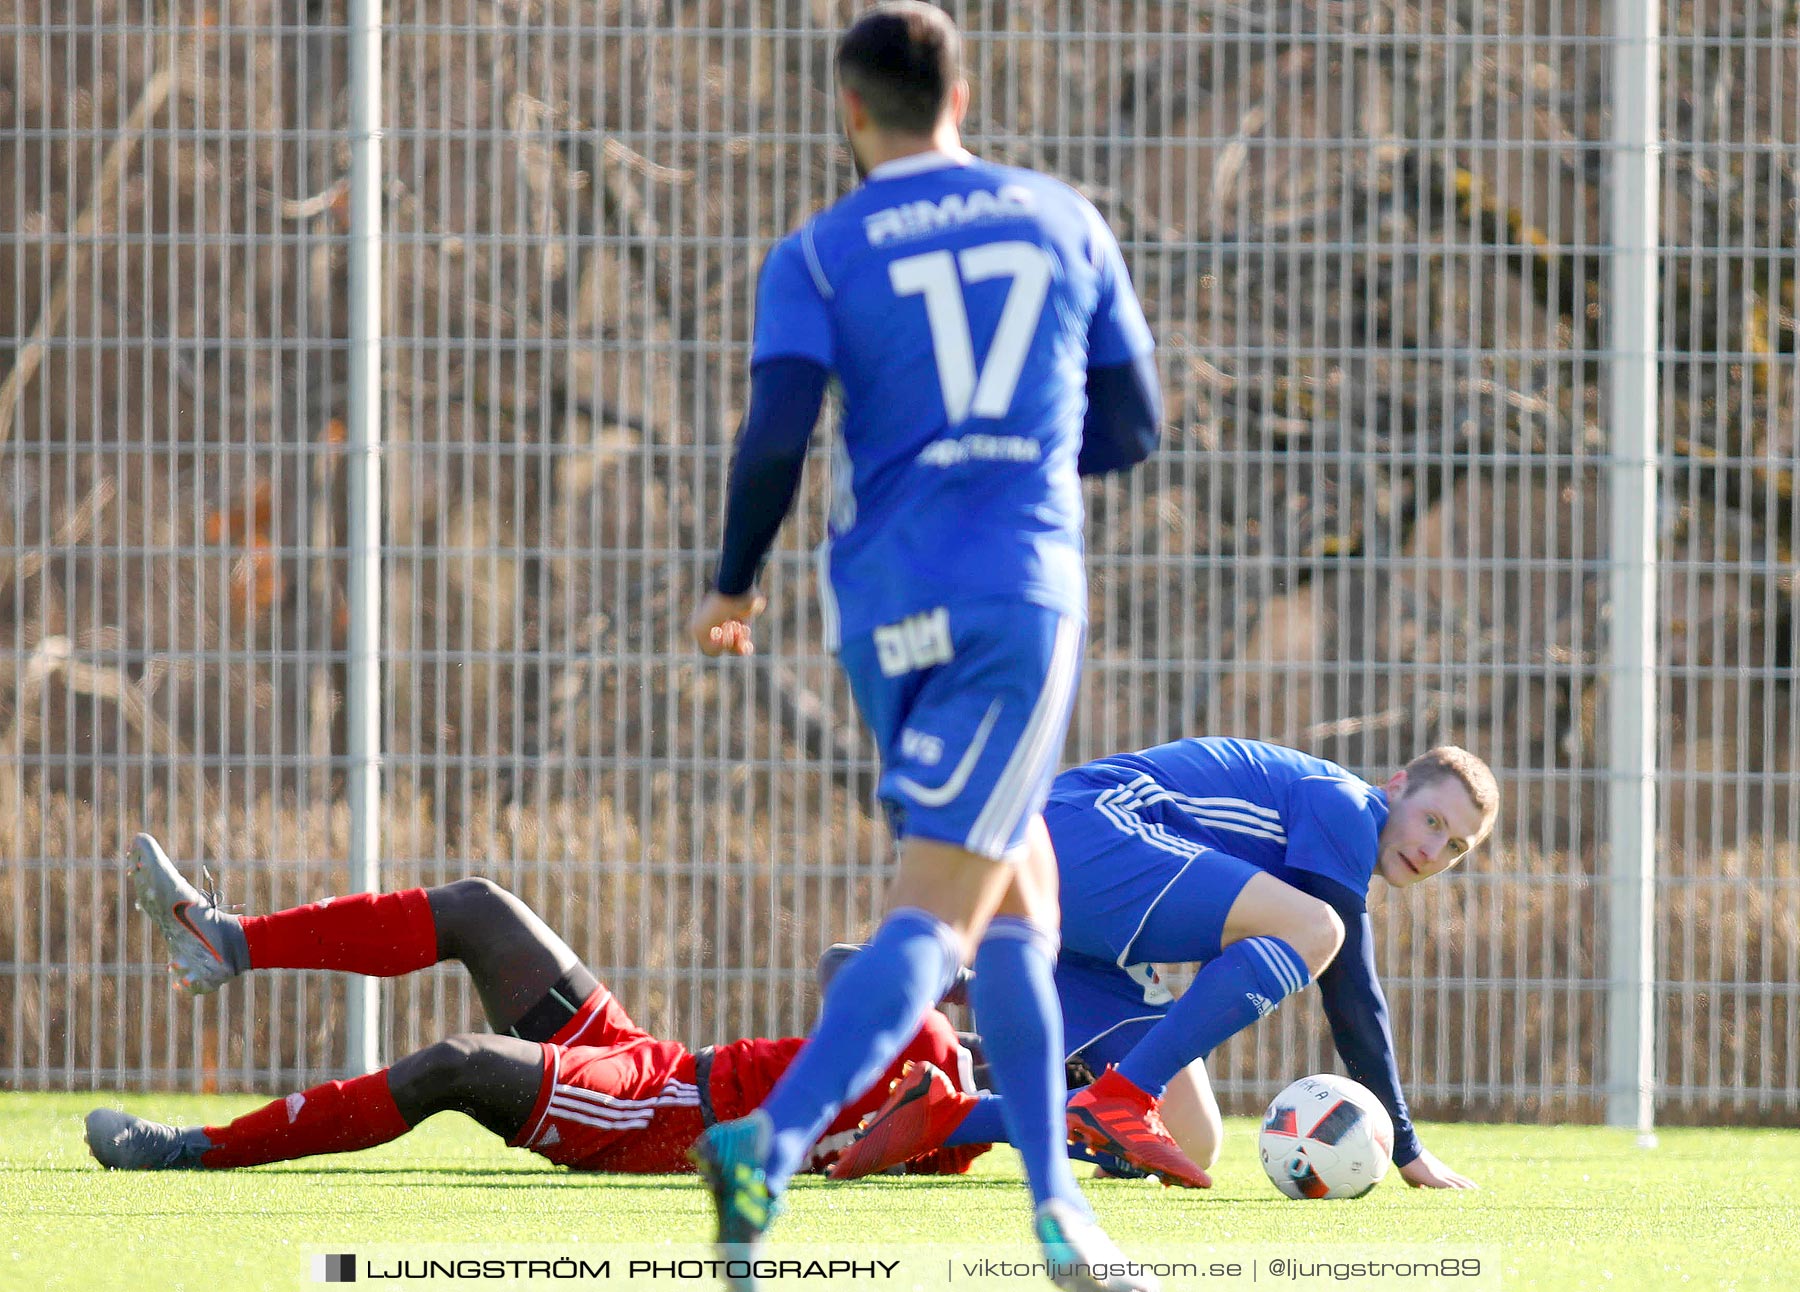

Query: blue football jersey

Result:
[750,150,1153,642]
[1050,736,1391,899]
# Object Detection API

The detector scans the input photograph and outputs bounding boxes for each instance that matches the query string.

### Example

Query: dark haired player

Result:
[683,3,1161,1288]
[85,836,978,1178]
[828,739,1497,1192]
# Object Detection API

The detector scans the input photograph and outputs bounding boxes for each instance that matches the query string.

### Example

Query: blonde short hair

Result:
[1402,746,1499,822]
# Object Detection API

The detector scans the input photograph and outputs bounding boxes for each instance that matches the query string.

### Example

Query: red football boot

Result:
[827,1061,978,1180]
[902,1142,992,1175]
[1065,1067,1212,1189]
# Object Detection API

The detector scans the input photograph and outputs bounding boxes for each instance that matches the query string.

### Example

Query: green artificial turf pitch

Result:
[3,1093,1796,1291]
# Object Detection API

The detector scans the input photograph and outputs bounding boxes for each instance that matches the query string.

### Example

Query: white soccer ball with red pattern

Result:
[1258,1074,1394,1199]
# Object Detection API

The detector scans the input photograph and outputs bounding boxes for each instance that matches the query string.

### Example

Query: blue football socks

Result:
[1116,935,1311,1097]
[942,1092,1006,1147]
[758,906,961,1193]
[969,917,1085,1211]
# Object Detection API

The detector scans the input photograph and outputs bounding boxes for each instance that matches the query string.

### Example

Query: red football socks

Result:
[240,888,439,976]
[200,1070,411,1169]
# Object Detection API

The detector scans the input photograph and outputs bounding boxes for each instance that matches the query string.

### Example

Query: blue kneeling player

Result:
[833,738,1497,1191]
[1050,737,1495,1189]
[684,5,1161,1290]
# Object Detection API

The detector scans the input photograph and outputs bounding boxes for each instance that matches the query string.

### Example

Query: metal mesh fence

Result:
[2,2,1796,1124]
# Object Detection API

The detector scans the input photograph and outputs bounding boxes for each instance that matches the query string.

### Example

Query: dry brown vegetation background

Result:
[2,2,1797,1124]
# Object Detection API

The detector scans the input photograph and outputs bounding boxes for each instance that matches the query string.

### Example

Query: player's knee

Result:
[388,1035,487,1115]
[1159,1069,1224,1170]
[1180,1119,1223,1172]
[441,1033,519,1102]
[439,875,514,913]
[428,877,517,956]
[1165,1107,1222,1172]
[1290,898,1344,977]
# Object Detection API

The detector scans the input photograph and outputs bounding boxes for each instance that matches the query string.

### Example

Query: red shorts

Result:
[508,986,970,1175]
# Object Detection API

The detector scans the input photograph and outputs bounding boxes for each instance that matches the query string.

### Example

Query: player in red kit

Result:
[84,834,977,1177]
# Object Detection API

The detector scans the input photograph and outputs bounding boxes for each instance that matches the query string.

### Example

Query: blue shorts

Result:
[840,601,1083,861]
[1056,950,1170,1070]
[1048,789,1261,967]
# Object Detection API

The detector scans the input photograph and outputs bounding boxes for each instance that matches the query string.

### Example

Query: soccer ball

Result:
[1257,1074,1394,1199]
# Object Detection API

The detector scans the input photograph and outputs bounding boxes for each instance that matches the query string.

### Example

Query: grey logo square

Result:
[312,1254,356,1283]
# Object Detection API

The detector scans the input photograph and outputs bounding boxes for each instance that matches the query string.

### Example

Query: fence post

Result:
[1604,0,1662,1142]
[345,0,385,1076]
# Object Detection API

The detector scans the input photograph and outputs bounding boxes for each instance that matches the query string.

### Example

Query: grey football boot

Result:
[127,832,249,995]
[84,1108,212,1170]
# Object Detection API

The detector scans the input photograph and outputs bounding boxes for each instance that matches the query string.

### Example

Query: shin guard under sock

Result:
[200,1070,411,1168]
[240,888,439,976]
[1116,935,1311,1096]
[969,917,1084,1211]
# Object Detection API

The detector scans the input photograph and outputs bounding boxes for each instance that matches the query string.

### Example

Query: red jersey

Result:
[507,983,968,1174]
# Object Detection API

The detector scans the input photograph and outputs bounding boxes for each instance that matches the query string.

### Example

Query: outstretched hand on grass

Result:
[1399,1147,1478,1189]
